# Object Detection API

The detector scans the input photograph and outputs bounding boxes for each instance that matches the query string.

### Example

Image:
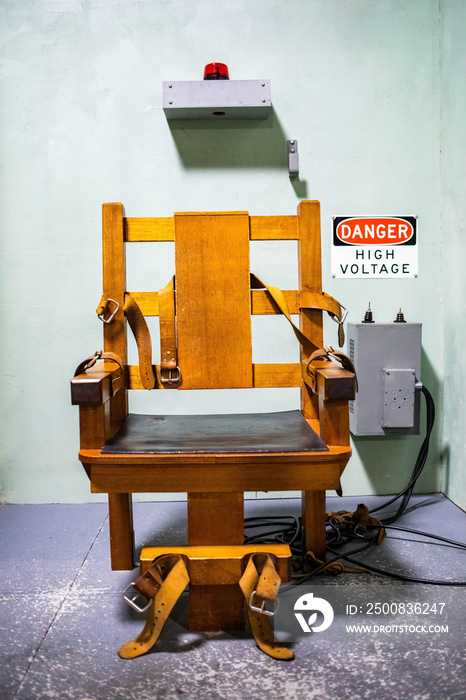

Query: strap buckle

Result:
[330,303,348,325]
[248,591,278,617]
[329,304,347,347]
[97,298,120,325]
[158,366,182,386]
[122,582,152,613]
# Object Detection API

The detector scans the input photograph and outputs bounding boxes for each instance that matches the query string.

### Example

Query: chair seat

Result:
[102,410,328,455]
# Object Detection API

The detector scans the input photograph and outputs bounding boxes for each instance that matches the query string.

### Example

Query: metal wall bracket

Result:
[287,140,299,179]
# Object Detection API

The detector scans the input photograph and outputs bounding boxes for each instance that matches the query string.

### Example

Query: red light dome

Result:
[203,62,229,80]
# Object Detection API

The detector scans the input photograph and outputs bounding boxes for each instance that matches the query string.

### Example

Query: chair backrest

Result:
[101,200,325,420]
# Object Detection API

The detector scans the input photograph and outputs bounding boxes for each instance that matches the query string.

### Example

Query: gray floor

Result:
[1,494,465,700]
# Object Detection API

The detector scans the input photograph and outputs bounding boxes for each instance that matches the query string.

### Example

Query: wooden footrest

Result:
[140,544,292,631]
[139,544,292,585]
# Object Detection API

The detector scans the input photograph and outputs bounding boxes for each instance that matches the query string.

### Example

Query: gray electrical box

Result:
[347,322,422,436]
[163,80,272,120]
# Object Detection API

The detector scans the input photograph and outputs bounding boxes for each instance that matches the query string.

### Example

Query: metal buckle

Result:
[123,582,152,613]
[248,591,278,617]
[330,304,348,326]
[158,366,182,386]
[98,298,120,325]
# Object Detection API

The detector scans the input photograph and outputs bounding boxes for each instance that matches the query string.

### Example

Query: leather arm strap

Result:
[158,277,181,387]
[73,350,125,395]
[305,346,358,392]
[119,554,190,659]
[239,553,294,661]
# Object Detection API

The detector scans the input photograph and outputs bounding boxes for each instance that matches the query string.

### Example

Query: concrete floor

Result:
[1,494,465,700]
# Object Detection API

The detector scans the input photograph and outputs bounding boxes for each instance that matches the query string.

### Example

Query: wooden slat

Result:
[129,289,303,317]
[251,289,300,314]
[298,201,322,421]
[176,211,248,216]
[102,203,128,424]
[175,213,253,389]
[124,217,175,241]
[253,363,301,388]
[127,363,301,389]
[250,215,299,240]
[125,214,299,241]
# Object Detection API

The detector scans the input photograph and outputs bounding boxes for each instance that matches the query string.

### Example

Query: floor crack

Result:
[12,514,109,698]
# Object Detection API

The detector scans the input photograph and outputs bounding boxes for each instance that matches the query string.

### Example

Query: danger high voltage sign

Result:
[331,216,418,279]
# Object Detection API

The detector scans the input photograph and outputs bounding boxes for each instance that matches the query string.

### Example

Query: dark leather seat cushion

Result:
[102,410,328,455]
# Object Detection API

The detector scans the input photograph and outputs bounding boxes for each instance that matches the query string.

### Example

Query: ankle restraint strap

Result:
[239,553,294,661]
[119,554,190,659]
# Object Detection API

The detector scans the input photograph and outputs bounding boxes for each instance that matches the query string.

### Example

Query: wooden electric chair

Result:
[71,201,355,644]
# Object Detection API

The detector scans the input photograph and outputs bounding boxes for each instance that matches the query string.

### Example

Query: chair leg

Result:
[187,493,244,630]
[108,493,135,570]
[301,490,327,561]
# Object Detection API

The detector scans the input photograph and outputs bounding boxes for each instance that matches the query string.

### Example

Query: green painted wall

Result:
[441,1,466,509]
[0,0,460,507]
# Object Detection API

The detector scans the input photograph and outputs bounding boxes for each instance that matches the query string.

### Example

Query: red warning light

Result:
[203,63,230,80]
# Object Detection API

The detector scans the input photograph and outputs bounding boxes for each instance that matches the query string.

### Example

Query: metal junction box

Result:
[347,322,422,436]
[163,80,272,120]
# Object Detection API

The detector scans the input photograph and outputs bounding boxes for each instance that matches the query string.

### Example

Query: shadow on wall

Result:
[167,108,308,198]
[351,349,442,496]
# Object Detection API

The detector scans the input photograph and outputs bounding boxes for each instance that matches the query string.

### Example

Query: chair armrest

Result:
[71,362,124,407]
[302,360,356,401]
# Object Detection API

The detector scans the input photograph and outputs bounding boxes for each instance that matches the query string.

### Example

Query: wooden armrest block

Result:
[139,544,292,585]
[71,363,123,406]
[303,360,356,401]
[315,365,356,401]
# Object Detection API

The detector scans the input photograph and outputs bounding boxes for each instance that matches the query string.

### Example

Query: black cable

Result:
[288,538,378,586]
[326,544,466,586]
[371,523,466,550]
[371,385,435,524]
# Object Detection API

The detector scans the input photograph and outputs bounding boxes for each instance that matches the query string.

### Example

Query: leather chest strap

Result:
[251,273,346,348]
[158,276,181,387]
[123,295,156,389]
[239,553,294,661]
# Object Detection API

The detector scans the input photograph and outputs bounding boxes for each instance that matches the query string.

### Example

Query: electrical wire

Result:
[370,385,435,524]
[326,543,466,586]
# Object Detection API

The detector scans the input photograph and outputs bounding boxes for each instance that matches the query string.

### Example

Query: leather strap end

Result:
[132,568,163,601]
[96,295,107,316]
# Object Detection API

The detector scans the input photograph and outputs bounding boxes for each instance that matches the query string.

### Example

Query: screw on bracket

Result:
[287,140,299,179]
